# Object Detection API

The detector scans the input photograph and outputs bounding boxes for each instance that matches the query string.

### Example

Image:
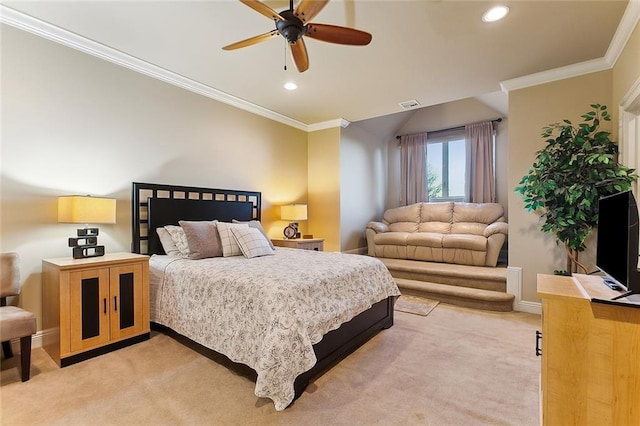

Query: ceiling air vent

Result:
[399,99,420,110]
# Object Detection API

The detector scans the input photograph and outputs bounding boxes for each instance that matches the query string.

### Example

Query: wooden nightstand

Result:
[272,238,324,251]
[42,252,150,367]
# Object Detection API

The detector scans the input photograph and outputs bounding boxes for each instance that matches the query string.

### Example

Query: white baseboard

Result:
[507,266,542,315]
[8,330,44,353]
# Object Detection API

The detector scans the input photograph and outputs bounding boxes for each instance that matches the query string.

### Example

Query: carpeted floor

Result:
[1,303,541,425]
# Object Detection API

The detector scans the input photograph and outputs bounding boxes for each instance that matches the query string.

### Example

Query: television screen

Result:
[596,190,640,293]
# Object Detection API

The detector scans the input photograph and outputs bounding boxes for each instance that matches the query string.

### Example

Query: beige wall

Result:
[0,25,308,330]
[508,70,613,302]
[340,123,389,252]
[308,127,341,252]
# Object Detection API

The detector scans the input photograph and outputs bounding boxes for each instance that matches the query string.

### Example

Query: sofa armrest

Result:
[366,221,389,234]
[484,221,508,238]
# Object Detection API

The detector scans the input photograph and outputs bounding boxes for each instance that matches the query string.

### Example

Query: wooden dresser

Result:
[537,273,640,425]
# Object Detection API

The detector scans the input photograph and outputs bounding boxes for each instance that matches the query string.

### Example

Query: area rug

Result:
[395,295,440,316]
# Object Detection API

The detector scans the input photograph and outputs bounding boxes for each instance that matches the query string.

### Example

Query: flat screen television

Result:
[596,190,640,295]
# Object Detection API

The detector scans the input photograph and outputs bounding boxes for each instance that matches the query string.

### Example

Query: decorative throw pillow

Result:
[232,219,275,250]
[230,226,275,259]
[178,220,222,260]
[156,227,183,257]
[216,222,249,257]
[164,225,190,258]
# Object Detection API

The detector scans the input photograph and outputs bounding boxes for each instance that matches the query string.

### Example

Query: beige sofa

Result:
[366,202,508,267]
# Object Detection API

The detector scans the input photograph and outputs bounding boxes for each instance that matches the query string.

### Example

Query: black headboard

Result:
[132,182,261,255]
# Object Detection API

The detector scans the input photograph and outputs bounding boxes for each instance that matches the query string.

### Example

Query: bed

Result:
[131,182,400,410]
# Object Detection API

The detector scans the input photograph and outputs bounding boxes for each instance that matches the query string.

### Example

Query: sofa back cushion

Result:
[451,203,504,235]
[418,202,453,233]
[384,203,421,232]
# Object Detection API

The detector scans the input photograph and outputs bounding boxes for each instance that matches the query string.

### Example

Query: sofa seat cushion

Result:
[373,232,410,246]
[406,232,444,248]
[442,234,487,251]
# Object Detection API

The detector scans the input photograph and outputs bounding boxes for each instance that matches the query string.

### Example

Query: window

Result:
[426,130,466,202]
[425,128,497,202]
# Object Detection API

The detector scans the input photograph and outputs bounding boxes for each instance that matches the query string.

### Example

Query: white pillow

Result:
[164,225,190,258]
[156,227,183,257]
[230,226,275,259]
[216,222,249,257]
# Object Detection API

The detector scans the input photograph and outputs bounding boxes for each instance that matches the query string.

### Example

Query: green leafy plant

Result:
[426,164,443,199]
[515,104,638,273]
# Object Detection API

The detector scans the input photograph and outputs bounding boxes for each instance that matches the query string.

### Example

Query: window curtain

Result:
[465,121,495,203]
[399,133,428,205]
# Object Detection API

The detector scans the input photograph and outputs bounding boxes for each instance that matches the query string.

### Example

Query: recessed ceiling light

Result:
[482,5,509,23]
[284,82,298,91]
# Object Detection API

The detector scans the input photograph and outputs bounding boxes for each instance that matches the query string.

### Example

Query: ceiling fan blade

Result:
[306,23,372,45]
[239,0,285,21]
[290,39,309,73]
[222,30,279,50]
[294,0,329,24]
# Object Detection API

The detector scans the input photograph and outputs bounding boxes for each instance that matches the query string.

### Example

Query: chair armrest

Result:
[366,221,389,234]
[484,221,508,238]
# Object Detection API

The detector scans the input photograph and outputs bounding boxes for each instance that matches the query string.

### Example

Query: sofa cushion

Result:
[442,234,487,251]
[452,203,504,224]
[420,202,454,222]
[417,202,453,233]
[406,232,444,248]
[451,203,504,236]
[384,204,420,232]
[373,232,410,246]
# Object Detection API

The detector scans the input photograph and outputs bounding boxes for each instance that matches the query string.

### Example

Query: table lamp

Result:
[58,195,116,259]
[281,204,307,239]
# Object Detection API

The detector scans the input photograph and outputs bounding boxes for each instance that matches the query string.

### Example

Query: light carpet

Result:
[1,304,541,425]
[394,294,439,316]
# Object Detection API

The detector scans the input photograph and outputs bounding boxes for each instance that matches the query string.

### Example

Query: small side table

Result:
[272,238,324,251]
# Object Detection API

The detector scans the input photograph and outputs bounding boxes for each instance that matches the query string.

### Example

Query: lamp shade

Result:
[281,204,307,221]
[58,196,116,224]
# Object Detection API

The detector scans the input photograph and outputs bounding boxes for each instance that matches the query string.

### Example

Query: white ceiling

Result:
[1,1,633,128]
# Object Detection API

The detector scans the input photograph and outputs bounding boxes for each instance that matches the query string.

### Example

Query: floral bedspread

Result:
[149,248,400,411]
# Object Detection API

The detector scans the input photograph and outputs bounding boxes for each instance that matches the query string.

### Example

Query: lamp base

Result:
[68,227,105,259]
[77,227,99,237]
[72,245,105,259]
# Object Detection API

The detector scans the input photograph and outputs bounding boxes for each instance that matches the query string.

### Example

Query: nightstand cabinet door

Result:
[69,268,110,352]
[109,263,145,340]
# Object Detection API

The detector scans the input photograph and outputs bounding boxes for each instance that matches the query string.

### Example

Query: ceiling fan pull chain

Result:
[284,38,287,71]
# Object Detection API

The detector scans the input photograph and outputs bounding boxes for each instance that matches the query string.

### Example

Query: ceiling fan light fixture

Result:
[482,5,509,23]
[284,82,298,91]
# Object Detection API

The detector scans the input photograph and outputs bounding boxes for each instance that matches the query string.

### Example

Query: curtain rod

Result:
[395,117,503,140]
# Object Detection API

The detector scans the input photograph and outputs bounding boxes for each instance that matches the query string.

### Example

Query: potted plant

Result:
[515,104,638,274]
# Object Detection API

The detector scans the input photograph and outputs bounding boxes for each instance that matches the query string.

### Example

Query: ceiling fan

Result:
[222,0,373,73]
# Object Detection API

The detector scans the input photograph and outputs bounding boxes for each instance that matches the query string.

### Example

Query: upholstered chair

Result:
[0,252,37,381]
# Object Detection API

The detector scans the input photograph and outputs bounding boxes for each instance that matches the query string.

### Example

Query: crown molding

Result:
[0,5,310,132]
[501,0,640,93]
[500,57,610,93]
[605,0,640,66]
[308,118,351,132]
